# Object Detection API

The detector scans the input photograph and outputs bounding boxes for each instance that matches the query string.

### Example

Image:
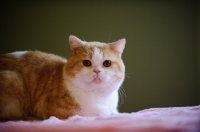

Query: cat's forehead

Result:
[84,42,109,59]
[84,41,108,47]
[71,41,118,60]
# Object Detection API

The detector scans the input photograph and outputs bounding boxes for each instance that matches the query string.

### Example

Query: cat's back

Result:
[0,51,67,71]
[0,51,69,120]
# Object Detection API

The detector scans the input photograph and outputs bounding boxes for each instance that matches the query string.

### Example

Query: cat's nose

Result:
[94,69,100,74]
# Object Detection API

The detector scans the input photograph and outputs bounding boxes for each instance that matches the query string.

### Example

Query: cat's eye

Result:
[103,60,111,67]
[83,60,92,67]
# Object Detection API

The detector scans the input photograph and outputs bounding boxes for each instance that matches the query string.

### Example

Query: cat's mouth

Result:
[93,76,101,84]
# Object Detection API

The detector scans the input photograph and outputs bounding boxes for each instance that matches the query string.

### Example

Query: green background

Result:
[1,1,199,112]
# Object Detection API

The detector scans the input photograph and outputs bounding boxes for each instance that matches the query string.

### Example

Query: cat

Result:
[0,35,126,121]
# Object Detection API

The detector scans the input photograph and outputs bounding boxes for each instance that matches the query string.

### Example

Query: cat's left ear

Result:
[69,35,84,51]
[110,38,126,54]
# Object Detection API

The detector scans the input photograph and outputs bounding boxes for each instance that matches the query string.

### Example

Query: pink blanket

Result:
[0,105,199,132]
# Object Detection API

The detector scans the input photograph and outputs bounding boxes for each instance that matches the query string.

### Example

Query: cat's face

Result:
[65,36,125,93]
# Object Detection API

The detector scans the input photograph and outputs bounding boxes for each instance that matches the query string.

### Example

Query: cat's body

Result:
[0,36,125,121]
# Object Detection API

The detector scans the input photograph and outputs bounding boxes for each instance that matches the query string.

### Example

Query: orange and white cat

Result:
[0,36,125,121]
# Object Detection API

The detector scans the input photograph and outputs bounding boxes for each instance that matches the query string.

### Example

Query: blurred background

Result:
[1,0,199,112]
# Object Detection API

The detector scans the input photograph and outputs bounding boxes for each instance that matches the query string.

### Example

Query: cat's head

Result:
[65,36,125,94]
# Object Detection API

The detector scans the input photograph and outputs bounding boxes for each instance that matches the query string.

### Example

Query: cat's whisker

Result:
[125,74,130,78]
[105,78,126,105]
[113,37,118,42]
[125,72,132,75]
[125,72,132,79]
[81,37,85,41]
[118,86,127,105]
[118,89,124,105]
[120,86,127,99]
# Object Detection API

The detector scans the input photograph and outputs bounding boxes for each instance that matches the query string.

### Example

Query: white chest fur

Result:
[67,83,119,117]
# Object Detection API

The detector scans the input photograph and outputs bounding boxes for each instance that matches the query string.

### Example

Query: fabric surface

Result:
[0,105,199,132]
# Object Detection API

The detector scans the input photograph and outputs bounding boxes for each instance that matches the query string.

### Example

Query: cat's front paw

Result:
[111,110,119,115]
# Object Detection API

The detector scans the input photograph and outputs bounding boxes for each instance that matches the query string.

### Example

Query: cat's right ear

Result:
[69,35,84,51]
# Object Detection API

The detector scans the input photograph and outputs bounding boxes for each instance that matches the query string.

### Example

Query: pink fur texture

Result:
[0,105,199,132]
